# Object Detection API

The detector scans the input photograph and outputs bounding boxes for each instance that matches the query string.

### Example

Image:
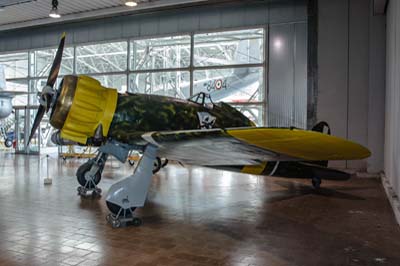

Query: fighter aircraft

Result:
[29,34,371,228]
[0,64,27,147]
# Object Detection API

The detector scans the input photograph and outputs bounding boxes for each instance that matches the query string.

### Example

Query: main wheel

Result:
[76,161,101,189]
[152,157,162,174]
[4,138,12,148]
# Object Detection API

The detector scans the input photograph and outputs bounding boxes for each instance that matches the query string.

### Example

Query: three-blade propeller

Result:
[28,33,66,145]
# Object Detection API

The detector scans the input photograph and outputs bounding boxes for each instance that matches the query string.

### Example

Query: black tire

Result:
[4,138,12,148]
[128,160,135,166]
[111,219,121,228]
[132,217,142,227]
[312,177,321,189]
[152,157,162,174]
[161,159,169,168]
[76,161,101,189]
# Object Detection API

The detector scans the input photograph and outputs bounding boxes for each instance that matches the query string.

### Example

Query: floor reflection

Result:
[0,153,399,266]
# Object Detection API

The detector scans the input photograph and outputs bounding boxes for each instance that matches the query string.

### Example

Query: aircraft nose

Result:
[0,97,12,119]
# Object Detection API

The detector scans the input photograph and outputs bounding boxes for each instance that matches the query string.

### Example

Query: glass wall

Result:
[0,52,28,78]
[30,47,74,77]
[0,53,29,105]
[130,35,191,70]
[76,41,127,74]
[193,29,264,66]
[0,27,267,126]
[192,29,265,124]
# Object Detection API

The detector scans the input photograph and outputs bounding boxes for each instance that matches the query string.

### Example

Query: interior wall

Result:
[385,0,400,200]
[268,22,308,128]
[318,0,385,172]
[0,1,307,52]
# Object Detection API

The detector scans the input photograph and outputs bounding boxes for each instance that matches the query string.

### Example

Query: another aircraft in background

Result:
[0,65,27,147]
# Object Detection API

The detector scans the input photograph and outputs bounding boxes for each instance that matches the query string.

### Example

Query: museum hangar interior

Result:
[0,0,400,265]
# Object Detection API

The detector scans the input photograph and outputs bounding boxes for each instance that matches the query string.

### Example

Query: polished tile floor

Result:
[0,153,399,266]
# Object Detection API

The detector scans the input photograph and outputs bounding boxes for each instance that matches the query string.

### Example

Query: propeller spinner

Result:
[28,33,66,145]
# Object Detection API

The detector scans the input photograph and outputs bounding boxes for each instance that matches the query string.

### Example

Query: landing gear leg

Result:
[312,177,321,189]
[105,144,158,228]
[76,152,108,197]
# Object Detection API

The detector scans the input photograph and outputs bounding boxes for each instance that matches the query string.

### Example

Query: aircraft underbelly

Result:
[156,137,294,166]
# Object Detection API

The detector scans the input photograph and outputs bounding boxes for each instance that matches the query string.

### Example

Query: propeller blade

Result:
[27,105,46,145]
[46,32,66,88]
[28,33,66,146]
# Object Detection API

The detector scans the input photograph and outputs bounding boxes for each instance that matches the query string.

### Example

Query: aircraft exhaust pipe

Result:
[311,121,331,167]
[51,131,78,145]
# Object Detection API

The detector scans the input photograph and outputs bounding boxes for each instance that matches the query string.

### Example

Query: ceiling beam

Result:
[0,0,212,32]
[0,0,36,8]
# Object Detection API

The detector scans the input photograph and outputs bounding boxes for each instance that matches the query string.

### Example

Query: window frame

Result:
[0,25,268,125]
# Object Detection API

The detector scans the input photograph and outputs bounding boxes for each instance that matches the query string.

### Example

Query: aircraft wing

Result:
[0,91,27,97]
[143,127,371,166]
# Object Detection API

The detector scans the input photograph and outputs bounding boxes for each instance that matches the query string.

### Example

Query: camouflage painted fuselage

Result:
[108,93,254,145]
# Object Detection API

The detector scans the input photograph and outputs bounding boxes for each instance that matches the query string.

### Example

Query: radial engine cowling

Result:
[50,75,118,145]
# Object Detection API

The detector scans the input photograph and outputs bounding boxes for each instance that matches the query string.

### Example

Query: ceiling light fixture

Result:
[125,0,138,7]
[49,0,61,18]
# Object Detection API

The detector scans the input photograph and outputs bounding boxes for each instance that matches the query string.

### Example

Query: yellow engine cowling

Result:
[50,75,118,144]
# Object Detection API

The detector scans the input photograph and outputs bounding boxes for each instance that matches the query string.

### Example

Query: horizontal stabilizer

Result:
[271,162,351,181]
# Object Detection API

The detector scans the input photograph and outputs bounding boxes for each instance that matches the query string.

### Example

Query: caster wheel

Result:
[312,177,321,189]
[132,218,142,227]
[77,186,86,195]
[111,219,121,228]
[92,190,101,198]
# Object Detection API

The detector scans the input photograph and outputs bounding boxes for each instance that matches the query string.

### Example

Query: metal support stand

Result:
[77,184,102,198]
[43,155,52,185]
[105,144,158,228]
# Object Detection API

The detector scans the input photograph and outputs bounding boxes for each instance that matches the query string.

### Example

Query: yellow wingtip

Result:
[227,128,372,161]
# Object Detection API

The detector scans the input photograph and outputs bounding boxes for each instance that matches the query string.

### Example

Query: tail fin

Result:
[311,121,331,167]
[312,121,331,135]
